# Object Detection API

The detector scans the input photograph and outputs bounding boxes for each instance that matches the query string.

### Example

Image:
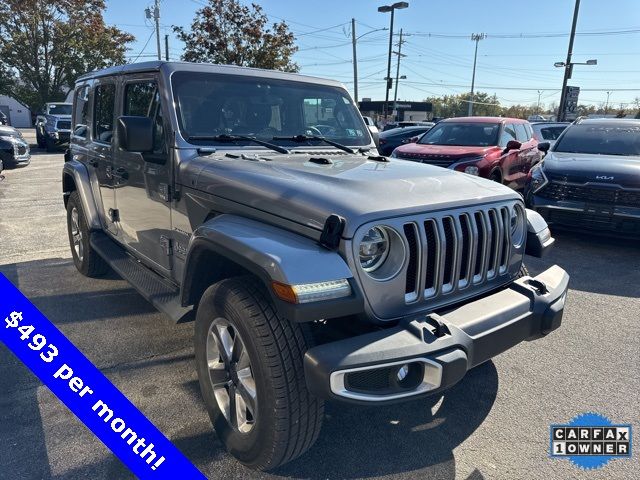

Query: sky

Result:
[103,0,640,109]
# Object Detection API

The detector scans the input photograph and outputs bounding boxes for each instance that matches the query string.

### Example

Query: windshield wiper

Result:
[273,134,356,154]
[187,134,289,154]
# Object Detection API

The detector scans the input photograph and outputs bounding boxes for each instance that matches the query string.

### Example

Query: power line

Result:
[129,28,156,63]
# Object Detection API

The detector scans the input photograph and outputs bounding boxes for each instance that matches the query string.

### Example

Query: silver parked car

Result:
[63,61,569,470]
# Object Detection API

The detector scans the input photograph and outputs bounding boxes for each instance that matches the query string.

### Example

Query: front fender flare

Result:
[182,214,363,322]
[62,160,101,230]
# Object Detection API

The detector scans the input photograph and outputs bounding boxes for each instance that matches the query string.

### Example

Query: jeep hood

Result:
[543,151,640,188]
[188,152,520,237]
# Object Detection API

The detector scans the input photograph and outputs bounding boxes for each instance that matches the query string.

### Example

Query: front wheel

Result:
[194,276,324,470]
[66,192,108,277]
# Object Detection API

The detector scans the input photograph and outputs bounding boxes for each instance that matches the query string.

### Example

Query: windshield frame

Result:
[552,123,640,157]
[170,71,371,149]
[417,121,501,147]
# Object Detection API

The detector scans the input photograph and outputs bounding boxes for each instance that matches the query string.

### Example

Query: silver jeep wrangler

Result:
[62,61,568,470]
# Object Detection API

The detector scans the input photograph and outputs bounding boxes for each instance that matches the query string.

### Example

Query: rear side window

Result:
[124,81,166,153]
[93,83,116,143]
[514,123,529,142]
[73,85,90,138]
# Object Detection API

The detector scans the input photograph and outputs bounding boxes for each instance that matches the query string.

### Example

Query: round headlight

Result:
[510,205,526,247]
[464,165,479,175]
[359,226,389,272]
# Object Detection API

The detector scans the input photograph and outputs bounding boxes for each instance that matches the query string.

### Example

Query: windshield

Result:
[171,72,369,147]
[48,104,72,115]
[533,125,567,141]
[418,122,499,147]
[554,124,640,156]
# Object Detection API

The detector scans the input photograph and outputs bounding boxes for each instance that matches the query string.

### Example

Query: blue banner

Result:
[0,274,206,479]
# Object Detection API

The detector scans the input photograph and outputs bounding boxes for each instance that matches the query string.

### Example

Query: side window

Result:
[124,81,165,153]
[499,124,517,147]
[73,85,90,138]
[93,83,116,143]
[514,123,529,142]
[524,123,533,139]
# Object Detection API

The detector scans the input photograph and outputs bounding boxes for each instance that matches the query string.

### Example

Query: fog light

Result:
[397,364,409,381]
[464,165,479,175]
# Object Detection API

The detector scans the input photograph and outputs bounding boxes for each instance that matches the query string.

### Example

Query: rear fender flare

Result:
[62,160,101,230]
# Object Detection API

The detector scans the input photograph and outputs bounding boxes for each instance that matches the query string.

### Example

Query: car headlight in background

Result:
[529,163,548,193]
[358,226,406,280]
[464,165,479,175]
[510,204,526,248]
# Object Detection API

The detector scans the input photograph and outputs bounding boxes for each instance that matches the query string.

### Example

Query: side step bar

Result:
[90,232,194,323]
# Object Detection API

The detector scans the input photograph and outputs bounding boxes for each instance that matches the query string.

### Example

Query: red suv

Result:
[391,116,545,191]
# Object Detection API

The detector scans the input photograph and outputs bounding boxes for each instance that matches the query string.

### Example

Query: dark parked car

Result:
[526,118,640,235]
[378,125,432,156]
[531,122,569,148]
[0,125,30,167]
[392,116,544,191]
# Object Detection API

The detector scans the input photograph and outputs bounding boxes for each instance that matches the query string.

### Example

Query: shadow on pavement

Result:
[526,229,640,298]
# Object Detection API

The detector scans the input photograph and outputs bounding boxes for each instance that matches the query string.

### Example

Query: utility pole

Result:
[164,34,169,61]
[154,0,161,60]
[468,33,485,116]
[558,0,581,121]
[392,29,405,118]
[605,91,611,115]
[537,90,542,114]
[351,18,358,104]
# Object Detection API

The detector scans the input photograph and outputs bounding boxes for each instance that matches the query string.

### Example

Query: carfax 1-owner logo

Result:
[550,412,633,470]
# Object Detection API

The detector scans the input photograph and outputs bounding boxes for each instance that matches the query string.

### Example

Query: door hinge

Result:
[159,184,180,202]
[159,235,173,256]
[108,208,120,222]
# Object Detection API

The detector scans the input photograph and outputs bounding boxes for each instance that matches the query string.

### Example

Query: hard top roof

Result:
[76,61,345,89]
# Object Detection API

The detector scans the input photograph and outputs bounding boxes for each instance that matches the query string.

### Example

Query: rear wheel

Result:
[36,128,45,148]
[194,276,324,470]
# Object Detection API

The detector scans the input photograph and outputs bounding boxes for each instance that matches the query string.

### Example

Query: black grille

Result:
[442,217,455,285]
[56,120,71,130]
[474,212,485,276]
[424,220,438,290]
[396,152,455,167]
[539,182,640,208]
[459,214,471,281]
[545,208,640,234]
[346,368,393,391]
[403,224,418,294]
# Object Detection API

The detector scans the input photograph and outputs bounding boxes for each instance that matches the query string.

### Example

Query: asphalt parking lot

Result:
[1,130,639,479]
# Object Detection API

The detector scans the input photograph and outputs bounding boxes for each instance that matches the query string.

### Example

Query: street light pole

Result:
[468,33,485,116]
[558,0,581,121]
[351,18,358,103]
[378,2,408,120]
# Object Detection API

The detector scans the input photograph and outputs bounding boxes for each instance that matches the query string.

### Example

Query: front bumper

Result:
[304,265,569,404]
[48,130,71,145]
[530,195,640,235]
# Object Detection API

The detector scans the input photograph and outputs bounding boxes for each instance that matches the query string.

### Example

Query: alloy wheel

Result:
[206,318,257,433]
[70,207,84,262]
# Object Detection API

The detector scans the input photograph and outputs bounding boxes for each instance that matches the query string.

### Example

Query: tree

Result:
[0,0,134,111]
[174,0,298,72]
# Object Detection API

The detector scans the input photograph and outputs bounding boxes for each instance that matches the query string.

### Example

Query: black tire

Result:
[489,169,502,183]
[195,276,324,470]
[517,264,530,278]
[45,136,56,152]
[66,191,108,277]
[36,129,45,148]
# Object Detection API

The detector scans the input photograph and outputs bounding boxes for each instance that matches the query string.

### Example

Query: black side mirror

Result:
[117,116,153,152]
[505,139,522,151]
[537,141,550,153]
